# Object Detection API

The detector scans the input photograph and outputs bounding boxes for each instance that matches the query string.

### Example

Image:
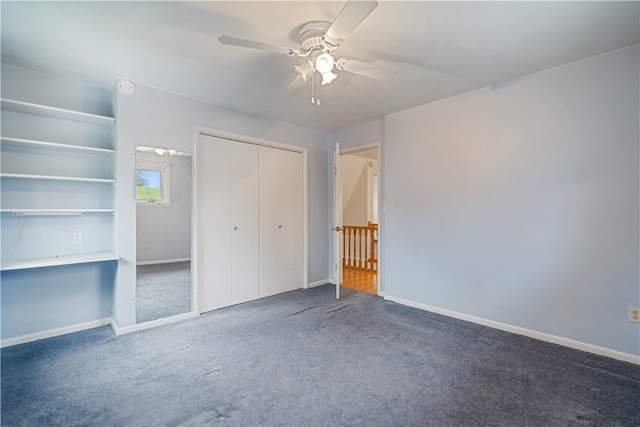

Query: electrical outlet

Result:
[72,231,82,244]
[628,306,640,323]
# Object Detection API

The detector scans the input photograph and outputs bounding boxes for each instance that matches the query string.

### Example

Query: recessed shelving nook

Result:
[1,98,118,271]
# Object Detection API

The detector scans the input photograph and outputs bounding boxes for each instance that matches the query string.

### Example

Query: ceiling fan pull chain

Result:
[313,72,320,106]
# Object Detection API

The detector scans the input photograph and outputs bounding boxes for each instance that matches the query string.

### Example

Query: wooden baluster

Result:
[344,227,348,268]
[367,226,371,270]
[358,228,362,268]
[351,228,355,268]
[373,224,378,271]
[347,227,353,267]
[371,225,375,270]
[364,222,368,271]
[342,227,346,268]
[360,228,365,269]
[353,228,357,268]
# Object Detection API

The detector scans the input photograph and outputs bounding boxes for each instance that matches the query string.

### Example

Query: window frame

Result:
[135,160,171,207]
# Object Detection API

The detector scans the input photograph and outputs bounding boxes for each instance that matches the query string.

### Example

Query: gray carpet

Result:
[2,285,639,426]
[136,261,191,323]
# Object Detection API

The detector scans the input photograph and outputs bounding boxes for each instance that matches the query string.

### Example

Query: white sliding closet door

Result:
[197,135,259,313]
[259,146,304,297]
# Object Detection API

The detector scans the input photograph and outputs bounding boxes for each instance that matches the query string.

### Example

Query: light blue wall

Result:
[327,119,384,150]
[1,264,114,338]
[384,46,639,355]
[114,83,328,327]
[1,65,116,339]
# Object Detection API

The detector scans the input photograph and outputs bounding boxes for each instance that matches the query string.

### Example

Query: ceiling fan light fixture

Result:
[294,60,314,82]
[315,53,334,74]
[320,70,337,85]
[316,53,337,85]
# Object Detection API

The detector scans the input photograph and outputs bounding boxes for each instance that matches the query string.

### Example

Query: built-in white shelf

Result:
[1,136,115,156]
[0,173,115,184]
[1,251,118,271]
[0,209,115,215]
[1,98,115,127]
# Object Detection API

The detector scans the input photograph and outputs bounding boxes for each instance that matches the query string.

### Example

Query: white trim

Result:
[191,128,199,318]
[307,279,331,288]
[195,127,308,154]
[136,257,190,266]
[337,142,383,296]
[384,294,640,365]
[302,148,309,290]
[0,318,112,348]
[340,142,380,155]
[111,311,197,335]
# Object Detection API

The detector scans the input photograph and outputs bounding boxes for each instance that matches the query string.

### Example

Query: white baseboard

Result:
[111,311,198,335]
[306,279,331,288]
[1,318,112,348]
[384,294,640,365]
[136,258,190,266]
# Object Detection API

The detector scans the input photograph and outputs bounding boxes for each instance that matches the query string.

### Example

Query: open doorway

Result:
[339,145,379,295]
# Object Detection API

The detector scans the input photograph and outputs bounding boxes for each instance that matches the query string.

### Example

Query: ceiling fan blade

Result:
[286,74,308,94]
[337,58,396,81]
[218,35,296,56]
[324,1,378,47]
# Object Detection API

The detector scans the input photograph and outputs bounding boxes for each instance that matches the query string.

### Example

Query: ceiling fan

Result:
[218,0,394,105]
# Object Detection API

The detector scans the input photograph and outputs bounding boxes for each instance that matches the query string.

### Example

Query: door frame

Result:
[193,126,309,314]
[334,142,382,296]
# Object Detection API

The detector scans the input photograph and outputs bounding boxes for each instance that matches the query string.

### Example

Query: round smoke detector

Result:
[117,80,135,95]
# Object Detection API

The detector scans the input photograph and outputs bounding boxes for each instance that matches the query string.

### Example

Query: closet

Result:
[196,134,304,312]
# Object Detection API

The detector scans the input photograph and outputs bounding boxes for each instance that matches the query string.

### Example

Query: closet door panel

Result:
[230,141,260,304]
[280,149,304,292]
[258,146,281,298]
[259,146,303,298]
[197,136,233,312]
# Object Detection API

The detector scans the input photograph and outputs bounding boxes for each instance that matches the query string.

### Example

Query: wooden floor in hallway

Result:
[342,267,377,295]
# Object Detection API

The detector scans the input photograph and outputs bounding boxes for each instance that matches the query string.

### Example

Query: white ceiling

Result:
[2,1,638,132]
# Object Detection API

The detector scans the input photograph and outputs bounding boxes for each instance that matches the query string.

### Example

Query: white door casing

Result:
[333,142,343,298]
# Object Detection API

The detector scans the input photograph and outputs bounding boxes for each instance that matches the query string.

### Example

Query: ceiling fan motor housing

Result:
[298,21,332,54]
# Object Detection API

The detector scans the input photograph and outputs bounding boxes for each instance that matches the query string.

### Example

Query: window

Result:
[136,161,171,206]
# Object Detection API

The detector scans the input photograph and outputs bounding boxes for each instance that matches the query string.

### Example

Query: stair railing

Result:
[342,221,378,272]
